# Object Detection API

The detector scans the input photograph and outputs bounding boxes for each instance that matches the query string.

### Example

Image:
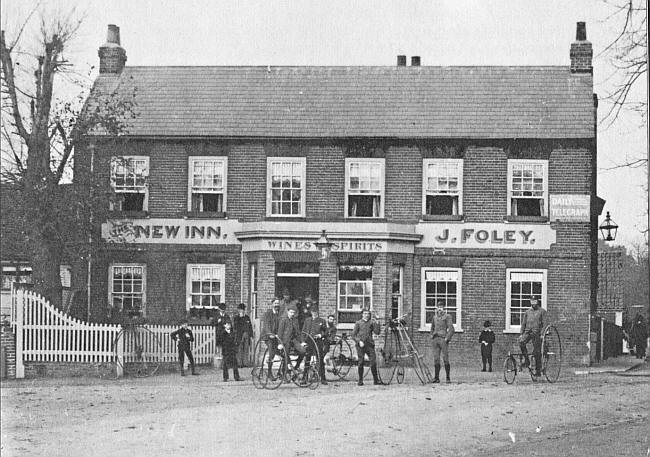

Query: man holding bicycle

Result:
[518,296,547,377]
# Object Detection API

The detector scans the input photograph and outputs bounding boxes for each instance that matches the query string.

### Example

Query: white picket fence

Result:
[12,289,216,378]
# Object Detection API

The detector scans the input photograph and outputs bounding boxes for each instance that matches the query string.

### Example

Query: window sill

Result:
[266,215,307,221]
[344,217,387,222]
[503,328,521,334]
[421,215,464,222]
[108,211,149,218]
[504,216,549,223]
[185,211,227,219]
[418,327,464,333]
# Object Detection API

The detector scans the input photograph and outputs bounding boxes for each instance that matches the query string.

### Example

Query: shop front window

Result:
[338,265,372,324]
[506,269,546,331]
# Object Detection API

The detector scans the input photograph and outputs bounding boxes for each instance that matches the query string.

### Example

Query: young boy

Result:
[479,320,495,372]
[171,321,199,376]
[220,322,241,381]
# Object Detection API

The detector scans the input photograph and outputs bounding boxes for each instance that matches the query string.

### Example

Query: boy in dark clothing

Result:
[479,320,495,372]
[220,322,241,381]
[171,321,199,376]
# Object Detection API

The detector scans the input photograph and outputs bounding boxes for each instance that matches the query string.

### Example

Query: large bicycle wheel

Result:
[412,353,428,384]
[378,327,400,384]
[120,326,162,377]
[253,334,286,390]
[503,355,517,384]
[329,336,353,380]
[542,324,562,383]
[293,333,320,388]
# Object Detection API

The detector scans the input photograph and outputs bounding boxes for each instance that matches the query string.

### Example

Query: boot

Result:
[357,365,364,386]
[445,363,451,383]
[433,364,440,383]
[481,363,486,372]
[371,365,381,385]
[180,367,186,377]
[488,363,492,372]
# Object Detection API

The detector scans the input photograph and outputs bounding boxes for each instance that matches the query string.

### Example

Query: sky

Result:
[2,0,648,250]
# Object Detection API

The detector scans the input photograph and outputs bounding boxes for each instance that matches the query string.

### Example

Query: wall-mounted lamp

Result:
[599,211,618,241]
[314,230,333,260]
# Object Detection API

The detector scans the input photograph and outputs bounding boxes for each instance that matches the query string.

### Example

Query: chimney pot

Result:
[576,22,586,41]
[99,24,127,74]
[411,56,421,66]
[397,55,407,66]
[107,24,121,45]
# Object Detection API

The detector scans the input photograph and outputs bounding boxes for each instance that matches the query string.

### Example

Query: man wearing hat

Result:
[430,301,455,383]
[479,320,495,372]
[302,304,328,384]
[352,308,382,386]
[518,296,547,377]
[277,304,307,375]
[262,298,282,379]
[233,303,254,367]
[170,320,199,376]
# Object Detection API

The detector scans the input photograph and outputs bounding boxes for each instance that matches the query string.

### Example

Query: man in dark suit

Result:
[262,298,282,378]
[277,304,307,375]
[302,304,328,384]
[233,303,254,367]
[171,321,199,376]
[352,308,381,386]
[220,322,241,381]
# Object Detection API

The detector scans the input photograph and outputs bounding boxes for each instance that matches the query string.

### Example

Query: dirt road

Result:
[1,366,648,457]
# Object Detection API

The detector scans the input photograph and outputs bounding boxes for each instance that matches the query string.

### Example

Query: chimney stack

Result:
[570,22,592,74]
[98,24,127,74]
[397,55,407,66]
[411,56,421,66]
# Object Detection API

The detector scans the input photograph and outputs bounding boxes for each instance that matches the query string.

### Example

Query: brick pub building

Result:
[77,23,599,365]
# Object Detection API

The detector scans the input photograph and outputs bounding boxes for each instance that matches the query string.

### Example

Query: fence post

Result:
[15,290,24,379]
[116,327,124,378]
[600,317,605,362]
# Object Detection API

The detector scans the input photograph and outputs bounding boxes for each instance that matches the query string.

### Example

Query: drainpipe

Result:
[87,144,95,321]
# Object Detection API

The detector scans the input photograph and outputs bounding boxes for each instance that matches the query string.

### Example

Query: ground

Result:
[1,363,648,457]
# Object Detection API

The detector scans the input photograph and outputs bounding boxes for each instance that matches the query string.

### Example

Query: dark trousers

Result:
[222,353,240,380]
[519,331,542,373]
[266,338,279,374]
[305,339,326,381]
[481,344,493,369]
[178,346,195,370]
[356,343,379,381]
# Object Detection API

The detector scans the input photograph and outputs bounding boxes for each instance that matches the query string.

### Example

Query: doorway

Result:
[275,262,319,305]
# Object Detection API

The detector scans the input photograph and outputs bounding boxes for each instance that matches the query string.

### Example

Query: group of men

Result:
[262,297,337,385]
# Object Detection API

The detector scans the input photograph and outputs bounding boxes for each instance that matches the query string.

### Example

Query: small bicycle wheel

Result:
[503,355,517,384]
[542,324,562,383]
[396,365,405,384]
[122,326,162,378]
[330,336,353,380]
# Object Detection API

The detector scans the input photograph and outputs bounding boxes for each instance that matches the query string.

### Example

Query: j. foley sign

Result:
[102,219,240,244]
[417,223,556,250]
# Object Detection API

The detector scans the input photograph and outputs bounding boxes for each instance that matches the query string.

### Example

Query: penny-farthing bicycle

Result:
[503,324,562,384]
[251,332,321,390]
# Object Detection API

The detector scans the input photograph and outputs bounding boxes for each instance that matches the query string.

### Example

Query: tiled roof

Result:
[91,66,594,138]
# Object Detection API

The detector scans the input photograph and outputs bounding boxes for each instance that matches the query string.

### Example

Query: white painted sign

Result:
[416,223,556,250]
[550,194,590,222]
[101,219,240,244]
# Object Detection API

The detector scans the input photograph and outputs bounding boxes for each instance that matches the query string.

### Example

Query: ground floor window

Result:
[1,265,33,291]
[110,264,145,317]
[186,264,225,312]
[421,268,461,330]
[338,265,372,325]
[250,263,258,319]
[506,269,546,331]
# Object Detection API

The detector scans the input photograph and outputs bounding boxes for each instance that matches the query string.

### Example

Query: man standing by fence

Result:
[171,321,199,376]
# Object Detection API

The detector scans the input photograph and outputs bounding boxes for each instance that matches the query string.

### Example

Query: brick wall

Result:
[307,146,345,219]
[1,322,16,379]
[385,146,421,221]
[463,147,508,222]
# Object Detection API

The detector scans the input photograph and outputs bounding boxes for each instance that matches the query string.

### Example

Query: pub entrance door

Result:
[275,262,319,306]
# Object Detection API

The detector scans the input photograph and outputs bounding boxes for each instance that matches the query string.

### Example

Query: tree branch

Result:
[0,30,30,142]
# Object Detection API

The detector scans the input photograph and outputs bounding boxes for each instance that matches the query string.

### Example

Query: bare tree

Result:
[1,5,135,308]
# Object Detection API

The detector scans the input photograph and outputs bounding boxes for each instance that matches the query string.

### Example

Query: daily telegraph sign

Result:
[417,223,556,250]
[102,219,239,244]
[549,194,590,222]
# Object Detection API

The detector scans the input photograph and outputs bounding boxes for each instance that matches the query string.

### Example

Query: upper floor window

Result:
[506,269,547,332]
[188,157,227,213]
[267,157,306,217]
[109,264,145,317]
[508,160,548,217]
[345,159,384,218]
[110,156,149,211]
[423,159,463,216]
